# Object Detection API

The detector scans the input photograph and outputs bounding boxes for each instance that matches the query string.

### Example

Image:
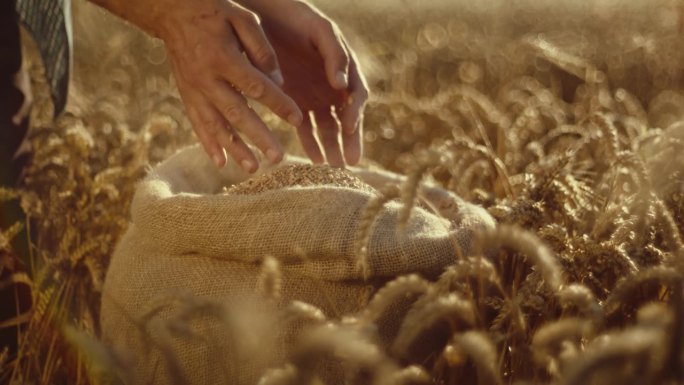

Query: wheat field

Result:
[1,0,684,384]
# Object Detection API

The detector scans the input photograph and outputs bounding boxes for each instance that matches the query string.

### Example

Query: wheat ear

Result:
[444,331,502,385]
[480,225,564,293]
[392,293,476,357]
[362,274,432,323]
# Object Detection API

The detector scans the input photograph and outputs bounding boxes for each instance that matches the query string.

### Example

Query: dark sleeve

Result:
[15,0,71,116]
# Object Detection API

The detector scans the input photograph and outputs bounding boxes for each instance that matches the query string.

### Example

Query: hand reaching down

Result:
[161,0,307,171]
[246,0,369,167]
[88,0,368,170]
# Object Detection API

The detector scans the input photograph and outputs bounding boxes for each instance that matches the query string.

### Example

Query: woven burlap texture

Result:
[101,145,494,385]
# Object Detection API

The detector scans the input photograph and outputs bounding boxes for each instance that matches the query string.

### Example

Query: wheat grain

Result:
[226,164,374,194]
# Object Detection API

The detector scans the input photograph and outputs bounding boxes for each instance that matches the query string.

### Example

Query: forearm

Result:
[87,0,166,37]
[86,0,219,40]
[236,0,311,19]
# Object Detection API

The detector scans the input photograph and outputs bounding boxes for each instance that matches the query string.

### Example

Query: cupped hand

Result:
[247,0,369,166]
[157,0,305,171]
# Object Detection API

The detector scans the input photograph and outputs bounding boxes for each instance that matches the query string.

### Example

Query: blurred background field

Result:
[2,0,684,384]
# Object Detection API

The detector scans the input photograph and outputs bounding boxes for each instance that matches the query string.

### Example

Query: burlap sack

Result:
[100,145,494,385]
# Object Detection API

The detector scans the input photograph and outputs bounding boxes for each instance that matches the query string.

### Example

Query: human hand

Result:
[88,0,367,169]
[158,0,314,171]
[245,0,369,166]
[90,0,307,171]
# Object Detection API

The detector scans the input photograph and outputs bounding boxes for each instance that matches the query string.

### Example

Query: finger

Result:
[186,88,259,172]
[218,51,303,128]
[228,6,284,85]
[297,114,325,164]
[173,63,226,167]
[310,19,350,90]
[315,111,345,167]
[186,102,226,168]
[195,103,259,172]
[214,123,259,173]
[339,59,369,136]
[342,113,363,166]
[203,78,284,164]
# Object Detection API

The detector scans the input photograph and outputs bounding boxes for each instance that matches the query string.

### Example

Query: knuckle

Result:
[244,79,265,99]
[222,104,244,123]
[204,119,224,135]
[253,46,276,68]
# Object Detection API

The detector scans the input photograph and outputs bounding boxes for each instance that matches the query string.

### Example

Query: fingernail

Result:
[266,149,282,164]
[270,70,284,86]
[241,159,256,173]
[336,71,348,88]
[213,153,225,167]
[288,112,303,127]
